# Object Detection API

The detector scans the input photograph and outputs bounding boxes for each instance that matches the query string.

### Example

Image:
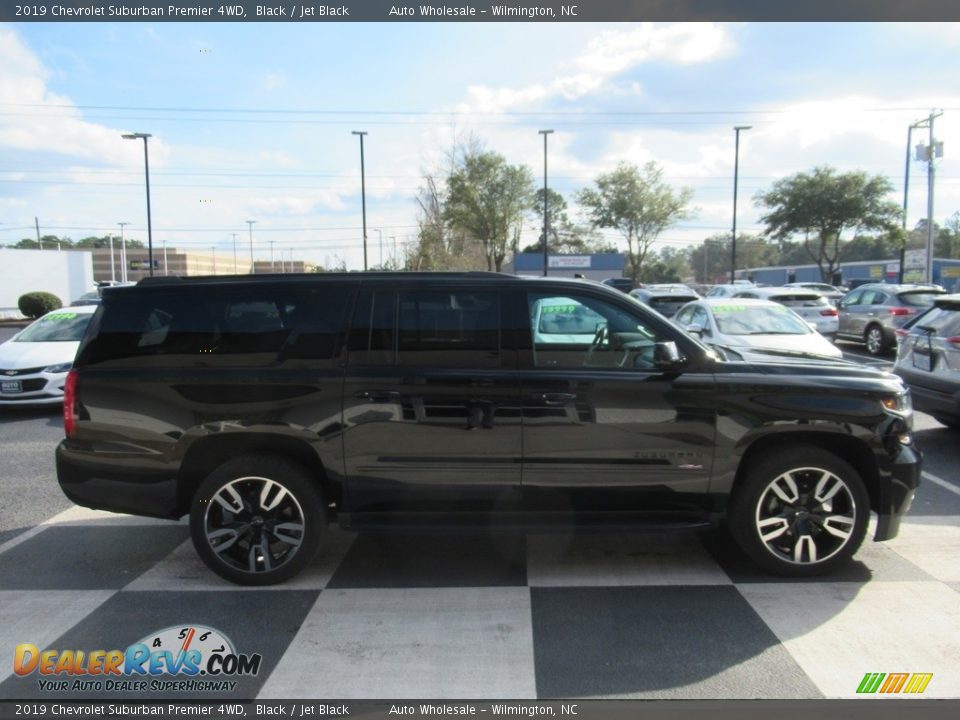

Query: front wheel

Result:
[865,324,887,356]
[190,455,325,586]
[728,447,869,576]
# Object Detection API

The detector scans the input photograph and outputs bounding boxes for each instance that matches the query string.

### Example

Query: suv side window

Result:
[528,291,663,370]
[348,288,501,368]
[840,289,864,307]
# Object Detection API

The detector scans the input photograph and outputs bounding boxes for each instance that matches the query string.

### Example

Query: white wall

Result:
[0,248,95,318]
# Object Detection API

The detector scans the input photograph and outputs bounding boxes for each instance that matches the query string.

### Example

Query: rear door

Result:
[340,283,523,523]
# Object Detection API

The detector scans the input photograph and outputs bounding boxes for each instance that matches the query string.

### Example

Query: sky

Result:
[1,21,959,271]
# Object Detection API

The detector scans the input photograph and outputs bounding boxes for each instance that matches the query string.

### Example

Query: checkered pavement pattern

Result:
[1,505,958,701]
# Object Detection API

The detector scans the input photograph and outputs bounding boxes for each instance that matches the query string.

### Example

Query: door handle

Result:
[534,392,576,405]
[354,390,401,403]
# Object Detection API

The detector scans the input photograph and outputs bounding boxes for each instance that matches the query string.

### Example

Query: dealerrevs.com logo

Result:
[13,625,262,693]
[857,672,933,695]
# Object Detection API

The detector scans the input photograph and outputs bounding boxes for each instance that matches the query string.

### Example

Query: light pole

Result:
[269,239,275,272]
[900,119,924,283]
[108,233,116,283]
[539,129,554,277]
[352,130,369,271]
[246,220,256,273]
[373,228,383,268]
[118,222,130,283]
[121,132,154,276]
[231,233,238,274]
[730,125,751,283]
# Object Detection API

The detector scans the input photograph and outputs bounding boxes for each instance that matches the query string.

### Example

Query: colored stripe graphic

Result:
[880,673,909,693]
[857,673,885,694]
[903,673,934,694]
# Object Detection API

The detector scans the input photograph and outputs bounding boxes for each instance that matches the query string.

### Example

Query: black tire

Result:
[728,446,869,577]
[189,454,325,586]
[865,324,888,356]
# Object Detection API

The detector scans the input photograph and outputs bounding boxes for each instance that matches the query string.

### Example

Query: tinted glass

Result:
[83,288,313,366]
[348,289,396,366]
[911,306,960,336]
[16,311,92,342]
[771,294,830,307]
[900,292,944,307]
[397,290,500,367]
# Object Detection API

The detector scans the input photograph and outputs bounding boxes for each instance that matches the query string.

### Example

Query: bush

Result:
[18,291,62,319]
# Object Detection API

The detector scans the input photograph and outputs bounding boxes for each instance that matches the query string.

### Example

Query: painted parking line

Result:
[923,471,960,498]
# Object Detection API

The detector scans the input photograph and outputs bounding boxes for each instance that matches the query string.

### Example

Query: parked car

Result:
[674,298,843,361]
[731,286,839,341]
[893,294,960,428]
[0,305,97,407]
[629,284,700,318]
[70,290,102,306]
[601,277,634,293]
[705,280,755,298]
[58,273,918,585]
[837,283,946,356]
[783,282,845,305]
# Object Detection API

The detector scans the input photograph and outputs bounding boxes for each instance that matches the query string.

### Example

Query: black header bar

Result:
[2,0,960,22]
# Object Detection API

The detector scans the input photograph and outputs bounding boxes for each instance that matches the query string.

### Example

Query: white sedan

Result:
[674,298,843,362]
[0,305,97,407]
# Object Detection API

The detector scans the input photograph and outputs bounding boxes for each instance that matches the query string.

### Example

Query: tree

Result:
[577,161,693,286]
[444,150,536,272]
[756,166,902,283]
[523,188,617,255]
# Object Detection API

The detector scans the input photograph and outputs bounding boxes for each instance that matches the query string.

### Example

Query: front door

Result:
[519,288,716,521]
[341,285,523,525]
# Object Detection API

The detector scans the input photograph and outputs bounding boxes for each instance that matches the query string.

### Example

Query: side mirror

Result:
[653,341,685,370]
[685,324,703,337]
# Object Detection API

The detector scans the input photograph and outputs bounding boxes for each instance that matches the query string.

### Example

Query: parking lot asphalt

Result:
[1,327,958,700]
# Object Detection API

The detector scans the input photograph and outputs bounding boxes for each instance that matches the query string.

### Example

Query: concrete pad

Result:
[0,590,114,684]
[887,519,960,582]
[126,527,357,592]
[258,587,536,699]
[738,582,960,698]
[40,505,186,527]
[526,532,731,587]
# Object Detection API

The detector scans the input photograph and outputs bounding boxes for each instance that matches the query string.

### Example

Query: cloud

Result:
[456,23,732,114]
[0,28,167,168]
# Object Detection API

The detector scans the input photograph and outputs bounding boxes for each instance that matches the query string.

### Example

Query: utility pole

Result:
[231,233,238,273]
[108,233,116,283]
[352,131,369,271]
[212,246,217,275]
[923,110,943,286]
[269,239,275,272]
[900,121,923,283]
[730,125,751,283]
[539,129,554,277]
[35,217,41,250]
[246,220,256,274]
[118,222,129,283]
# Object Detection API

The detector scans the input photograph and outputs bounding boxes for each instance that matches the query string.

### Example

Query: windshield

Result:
[712,304,811,336]
[15,311,92,342]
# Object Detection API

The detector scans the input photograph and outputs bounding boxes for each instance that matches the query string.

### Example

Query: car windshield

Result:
[712,304,811,335]
[15,311,92,342]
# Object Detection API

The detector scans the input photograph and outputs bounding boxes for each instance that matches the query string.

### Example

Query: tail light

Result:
[948,337,960,346]
[63,369,78,438]
[895,328,910,340]
[820,308,838,316]
[889,307,914,316]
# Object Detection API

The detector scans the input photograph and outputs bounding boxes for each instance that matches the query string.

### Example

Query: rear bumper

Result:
[898,376,960,421]
[56,440,182,519]
[873,444,922,542]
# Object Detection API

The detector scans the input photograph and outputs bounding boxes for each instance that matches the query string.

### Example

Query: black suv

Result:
[57,273,920,585]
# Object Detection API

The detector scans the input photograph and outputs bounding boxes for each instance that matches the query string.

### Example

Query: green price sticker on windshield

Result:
[46,313,77,321]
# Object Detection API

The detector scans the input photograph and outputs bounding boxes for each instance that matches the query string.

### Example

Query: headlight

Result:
[43,362,73,374]
[881,392,912,415]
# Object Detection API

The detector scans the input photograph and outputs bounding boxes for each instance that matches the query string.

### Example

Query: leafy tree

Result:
[755,166,902,283]
[641,246,690,284]
[444,150,536,272]
[577,161,693,286]
[523,188,617,255]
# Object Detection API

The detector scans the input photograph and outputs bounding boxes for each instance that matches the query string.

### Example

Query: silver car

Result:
[894,294,960,428]
[837,283,946,356]
[732,286,838,341]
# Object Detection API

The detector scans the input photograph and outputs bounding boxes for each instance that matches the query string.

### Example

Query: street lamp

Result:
[121,133,154,276]
[246,220,256,273]
[231,233,238,274]
[373,228,383,268]
[118,222,130,283]
[730,125,751,283]
[352,131,368,271]
[539,129,554,277]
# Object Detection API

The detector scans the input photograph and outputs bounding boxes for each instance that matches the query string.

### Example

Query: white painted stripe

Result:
[923,471,960,498]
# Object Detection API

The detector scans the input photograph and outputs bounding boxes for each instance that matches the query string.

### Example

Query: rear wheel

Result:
[865,324,887,356]
[190,455,325,586]
[728,447,869,576]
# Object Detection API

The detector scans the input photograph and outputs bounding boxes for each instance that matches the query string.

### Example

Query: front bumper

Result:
[873,443,922,542]
[0,369,68,407]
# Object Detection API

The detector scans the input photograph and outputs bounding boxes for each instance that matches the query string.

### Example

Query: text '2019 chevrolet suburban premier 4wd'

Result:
[57,273,921,585]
